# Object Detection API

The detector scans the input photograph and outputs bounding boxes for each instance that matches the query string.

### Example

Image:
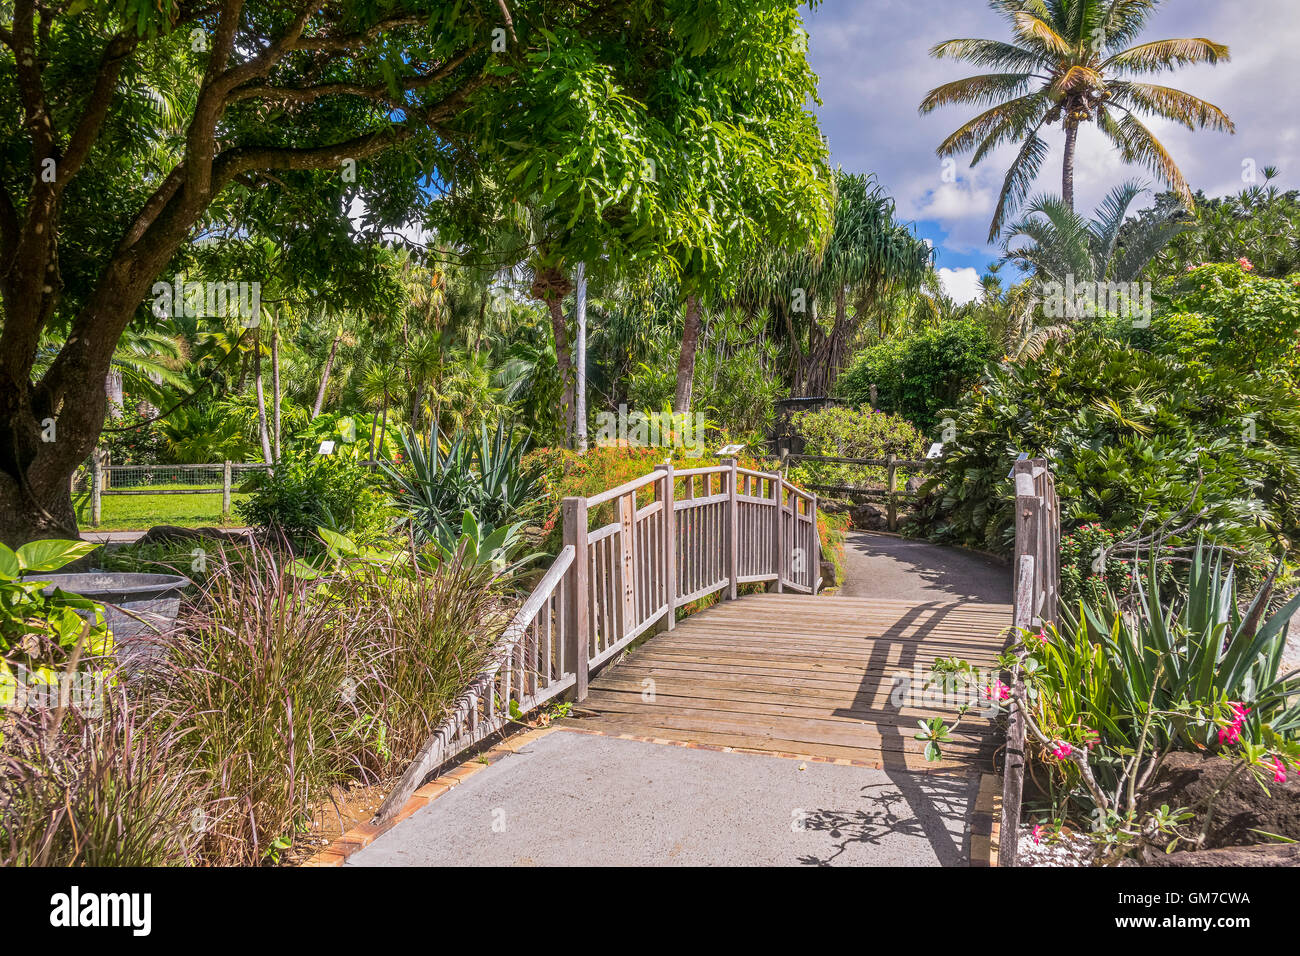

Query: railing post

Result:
[90,449,102,529]
[774,477,785,593]
[655,462,676,630]
[562,496,590,701]
[811,492,820,592]
[886,453,898,531]
[1001,458,1047,867]
[725,457,739,600]
[221,460,233,521]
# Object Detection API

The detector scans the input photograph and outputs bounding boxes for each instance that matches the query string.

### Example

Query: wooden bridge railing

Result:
[999,457,1061,867]
[375,458,821,824]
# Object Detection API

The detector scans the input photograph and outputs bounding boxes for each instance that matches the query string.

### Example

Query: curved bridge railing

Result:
[375,459,821,823]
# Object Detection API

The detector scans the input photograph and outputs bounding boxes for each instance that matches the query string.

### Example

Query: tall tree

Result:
[920,0,1233,240]
[0,0,832,545]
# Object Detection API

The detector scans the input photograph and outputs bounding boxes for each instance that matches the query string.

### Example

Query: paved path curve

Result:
[839,532,1010,604]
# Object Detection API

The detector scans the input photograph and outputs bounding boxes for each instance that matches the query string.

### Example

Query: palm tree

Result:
[1000,179,1189,356]
[920,0,1234,241]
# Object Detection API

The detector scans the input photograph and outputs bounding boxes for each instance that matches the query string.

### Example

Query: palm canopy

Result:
[1002,180,1190,284]
[920,0,1234,241]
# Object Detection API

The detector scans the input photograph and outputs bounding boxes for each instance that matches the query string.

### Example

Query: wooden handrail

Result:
[373,459,823,824]
[999,458,1060,866]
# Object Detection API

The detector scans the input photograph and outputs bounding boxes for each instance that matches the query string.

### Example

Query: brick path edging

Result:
[300,726,563,867]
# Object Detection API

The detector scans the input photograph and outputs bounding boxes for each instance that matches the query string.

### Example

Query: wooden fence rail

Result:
[999,457,1061,867]
[374,458,822,824]
[779,453,933,531]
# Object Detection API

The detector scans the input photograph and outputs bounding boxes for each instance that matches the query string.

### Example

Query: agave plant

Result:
[382,419,539,542]
[1051,540,1300,756]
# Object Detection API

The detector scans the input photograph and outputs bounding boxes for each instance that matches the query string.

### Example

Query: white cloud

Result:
[937,266,983,305]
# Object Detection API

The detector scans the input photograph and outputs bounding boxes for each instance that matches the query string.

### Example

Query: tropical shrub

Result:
[0,541,110,691]
[1142,263,1300,383]
[237,454,391,546]
[912,330,1300,554]
[837,318,997,431]
[787,405,926,489]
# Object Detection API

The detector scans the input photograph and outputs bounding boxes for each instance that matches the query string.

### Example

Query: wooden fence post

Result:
[91,450,102,528]
[725,457,739,600]
[655,462,676,630]
[886,454,898,531]
[221,460,233,521]
[562,497,590,701]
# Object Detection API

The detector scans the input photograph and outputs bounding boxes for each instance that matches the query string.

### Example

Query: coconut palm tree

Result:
[920,0,1234,241]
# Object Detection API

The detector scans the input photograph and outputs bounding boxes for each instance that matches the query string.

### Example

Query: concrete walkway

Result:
[839,532,1010,604]
[349,729,981,867]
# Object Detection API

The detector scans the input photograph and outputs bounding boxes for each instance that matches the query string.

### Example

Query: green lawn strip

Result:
[74,490,251,531]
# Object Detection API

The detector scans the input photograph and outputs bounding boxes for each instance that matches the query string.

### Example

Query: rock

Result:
[136,525,255,548]
[1138,752,1300,849]
[850,503,887,531]
[1141,842,1300,867]
[818,558,837,590]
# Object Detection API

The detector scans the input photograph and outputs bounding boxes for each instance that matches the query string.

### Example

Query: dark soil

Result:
[1139,752,1300,849]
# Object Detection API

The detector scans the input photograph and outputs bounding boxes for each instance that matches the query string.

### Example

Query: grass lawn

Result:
[74,489,252,531]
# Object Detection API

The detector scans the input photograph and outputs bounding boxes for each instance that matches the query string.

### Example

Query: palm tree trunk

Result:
[545,295,574,444]
[573,261,588,451]
[312,330,341,418]
[377,388,390,460]
[1062,119,1079,211]
[105,369,124,420]
[271,309,282,460]
[673,295,702,415]
[253,329,274,466]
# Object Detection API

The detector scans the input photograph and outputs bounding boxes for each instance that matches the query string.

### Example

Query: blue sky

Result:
[804,0,1300,301]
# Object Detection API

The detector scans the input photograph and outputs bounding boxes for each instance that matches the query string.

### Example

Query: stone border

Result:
[300,726,562,867]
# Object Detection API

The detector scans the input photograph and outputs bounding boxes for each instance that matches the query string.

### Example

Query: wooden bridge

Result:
[375,458,1058,866]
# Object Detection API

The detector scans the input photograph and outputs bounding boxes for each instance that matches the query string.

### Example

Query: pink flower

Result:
[1051,742,1073,760]
[1238,257,1254,272]
[1032,629,1048,645]
[1273,758,1287,784]
[1032,823,1044,845]
[1219,702,1252,746]
[983,680,1011,702]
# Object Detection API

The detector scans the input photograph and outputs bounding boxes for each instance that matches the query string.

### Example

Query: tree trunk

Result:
[573,261,588,451]
[271,311,282,461]
[673,295,702,415]
[1062,119,1079,211]
[105,369,124,420]
[377,388,390,461]
[312,331,341,418]
[253,329,274,466]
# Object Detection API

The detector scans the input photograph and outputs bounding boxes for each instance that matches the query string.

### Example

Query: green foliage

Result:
[1028,543,1300,801]
[1138,178,1300,280]
[913,329,1300,554]
[1144,263,1300,381]
[0,540,110,684]
[838,318,998,431]
[384,420,539,543]
[787,406,927,488]
[236,455,390,546]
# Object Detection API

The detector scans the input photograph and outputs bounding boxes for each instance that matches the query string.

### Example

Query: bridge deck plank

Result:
[569,594,1014,772]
